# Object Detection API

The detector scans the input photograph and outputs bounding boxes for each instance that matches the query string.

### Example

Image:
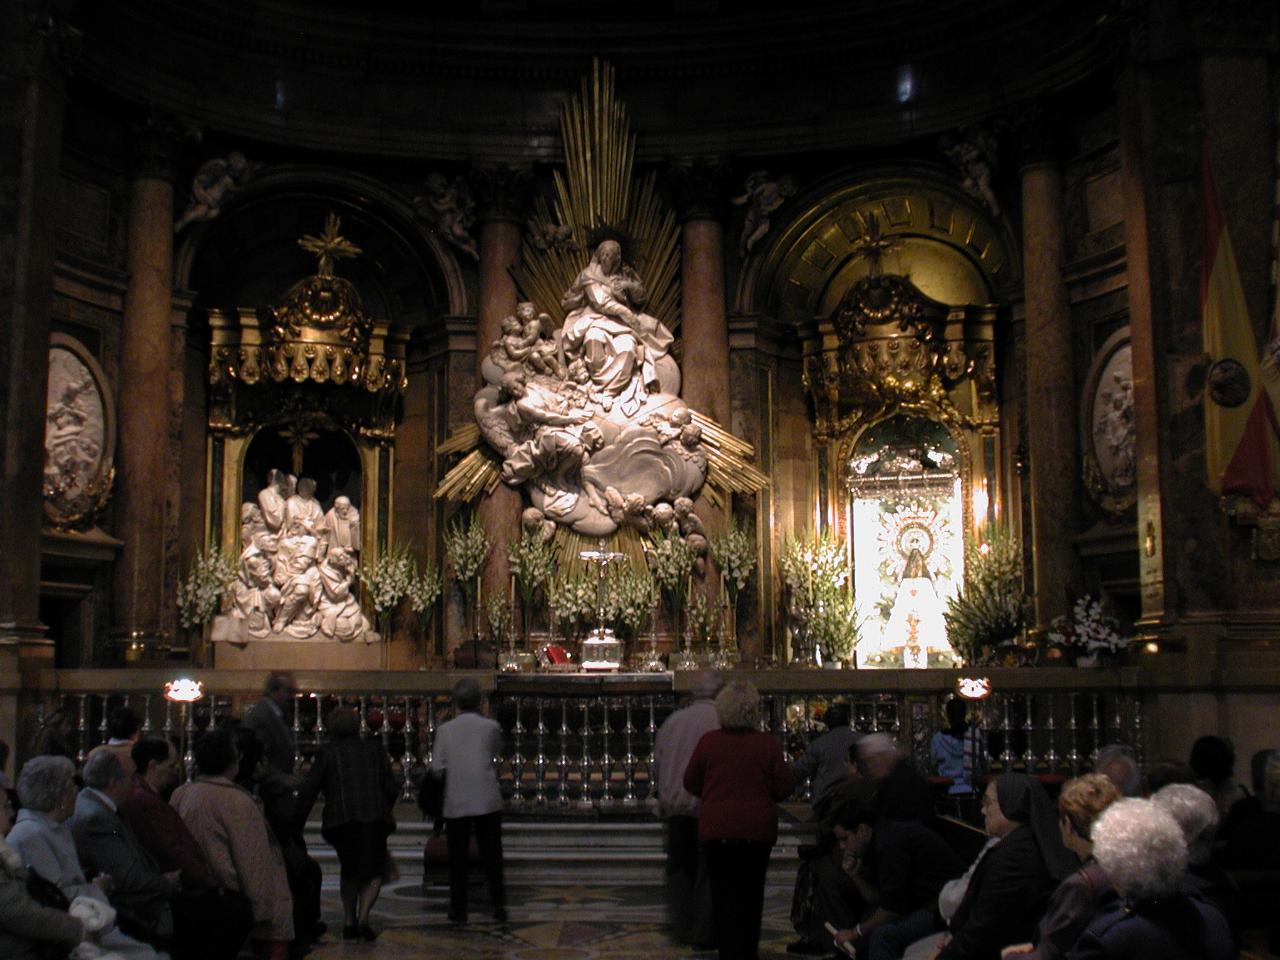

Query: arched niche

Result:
[739,163,1021,321]
[240,425,362,517]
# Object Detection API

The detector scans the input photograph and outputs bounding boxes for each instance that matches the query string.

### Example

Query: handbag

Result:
[418,770,446,820]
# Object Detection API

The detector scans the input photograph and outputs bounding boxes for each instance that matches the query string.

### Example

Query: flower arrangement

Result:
[809,593,859,663]
[358,544,420,639]
[711,520,757,605]
[485,591,512,645]
[606,563,658,640]
[508,531,557,633]
[547,571,596,638]
[176,545,237,630]
[444,515,491,586]
[942,531,1029,665]
[779,530,857,662]
[407,563,443,642]
[649,530,696,637]
[1047,595,1130,656]
[686,591,714,647]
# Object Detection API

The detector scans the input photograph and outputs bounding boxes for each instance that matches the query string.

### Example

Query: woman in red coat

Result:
[684,679,794,960]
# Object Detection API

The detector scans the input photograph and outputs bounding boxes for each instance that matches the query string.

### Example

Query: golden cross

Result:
[298,213,362,278]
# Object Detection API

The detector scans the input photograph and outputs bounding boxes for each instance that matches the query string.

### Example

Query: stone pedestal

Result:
[113,131,177,647]
[1020,159,1081,629]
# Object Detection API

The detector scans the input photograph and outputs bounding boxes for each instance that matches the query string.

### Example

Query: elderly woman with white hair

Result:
[1151,783,1240,941]
[684,679,793,960]
[1069,798,1234,959]
[7,757,161,960]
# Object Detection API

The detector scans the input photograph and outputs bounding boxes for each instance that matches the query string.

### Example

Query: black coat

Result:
[939,825,1057,960]
[1067,894,1235,960]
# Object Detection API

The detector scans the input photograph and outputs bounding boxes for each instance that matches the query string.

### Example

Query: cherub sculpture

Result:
[174,151,260,233]
[414,173,478,260]
[732,170,797,259]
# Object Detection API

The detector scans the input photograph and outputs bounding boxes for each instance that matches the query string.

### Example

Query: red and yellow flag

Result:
[1202,135,1280,507]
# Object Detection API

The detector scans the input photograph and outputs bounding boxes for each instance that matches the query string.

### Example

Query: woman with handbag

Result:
[295,706,398,942]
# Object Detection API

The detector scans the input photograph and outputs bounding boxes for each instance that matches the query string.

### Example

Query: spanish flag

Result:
[1202,135,1280,507]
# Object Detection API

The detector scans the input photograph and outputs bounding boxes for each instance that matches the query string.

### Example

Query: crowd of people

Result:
[4,676,1279,960]
[655,681,1275,960]
[0,671,400,960]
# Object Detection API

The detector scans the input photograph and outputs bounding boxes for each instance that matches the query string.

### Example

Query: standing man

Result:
[653,670,722,946]
[243,672,325,949]
[244,672,298,787]
[430,678,506,924]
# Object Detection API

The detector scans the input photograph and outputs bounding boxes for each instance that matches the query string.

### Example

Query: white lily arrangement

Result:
[1047,595,1130,654]
[176,545,237,630]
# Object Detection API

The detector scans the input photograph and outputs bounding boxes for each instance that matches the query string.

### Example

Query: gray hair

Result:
[692,670,724,701]
[1152,783,1219,866]
[714,679,760,730]
[81,749,126,791]
[858,732,899,759]
[17,755,76,812]
[1091,797,1187,901]
[1096,744,1143,797]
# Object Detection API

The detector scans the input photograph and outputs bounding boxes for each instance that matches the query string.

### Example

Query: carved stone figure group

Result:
[474,240,708,537]
[230,470,372,642]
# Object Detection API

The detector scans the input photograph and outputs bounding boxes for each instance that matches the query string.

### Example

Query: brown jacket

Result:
[171,776,293,942]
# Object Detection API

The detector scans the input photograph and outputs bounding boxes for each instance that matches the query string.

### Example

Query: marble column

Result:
[470,165,530,653]
[0,8,73,664]
[1019,149,1081,630]
[672,160,732,427]
[112,120,177,647]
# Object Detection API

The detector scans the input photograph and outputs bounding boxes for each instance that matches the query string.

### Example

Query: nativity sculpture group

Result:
[229,471,373,642]
[475,239,710,540]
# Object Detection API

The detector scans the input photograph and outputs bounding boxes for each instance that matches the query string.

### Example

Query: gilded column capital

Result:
[471,163,534,224]
[130,111,183,181]
[1011,103,1065,173]
[668,157,734,222]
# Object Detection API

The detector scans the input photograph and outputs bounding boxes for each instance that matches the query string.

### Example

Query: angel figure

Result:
[732,170,797,259]
[939,127,1001,217]
[174,151,260,233]
[414,173,478,260]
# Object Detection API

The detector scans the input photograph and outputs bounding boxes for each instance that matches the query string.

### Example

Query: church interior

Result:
[2,0,1279,957]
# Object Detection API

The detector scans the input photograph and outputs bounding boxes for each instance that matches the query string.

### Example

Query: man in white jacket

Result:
[430,678,505,924]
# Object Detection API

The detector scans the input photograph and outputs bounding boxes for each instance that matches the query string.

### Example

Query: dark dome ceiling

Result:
[71,0,1116,161]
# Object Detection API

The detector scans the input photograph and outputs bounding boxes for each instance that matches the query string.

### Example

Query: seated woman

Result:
[171,728,294,960]
[930,773,1077,960]
[1000,773,1121,960]
[0,785,88,960]
[1151,783,1241,942]
[6,757,159,960]
[1070,798,1234,959]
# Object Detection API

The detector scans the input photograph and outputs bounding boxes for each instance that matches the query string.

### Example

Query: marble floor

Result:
[309,874,802,960]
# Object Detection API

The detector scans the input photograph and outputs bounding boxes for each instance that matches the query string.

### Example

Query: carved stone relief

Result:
[43,335,115,530]
[1082,329,1137,518]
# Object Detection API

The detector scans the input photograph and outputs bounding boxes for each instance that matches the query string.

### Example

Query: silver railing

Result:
[19,669,1145,808]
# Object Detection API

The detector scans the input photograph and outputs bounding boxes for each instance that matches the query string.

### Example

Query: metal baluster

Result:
[869,696,881,733]
[315,695,326,748]
[379,694,392,758]
[1112,696,1123,748]
[424,696,437,764]
[76,694,89,763]
[358,696,369,736]
[1132,698,1144,766]
[645,695,658,801]
[1043,693,1059,773]
[599,697,614,804]
[578,698,593,808]
[999,694,1015,767]
[292,695,305,772]
[558,699,571,806]
[1089,695,1101,765]
[400,695,417,802]
[534,698,548,806]
[183,703,196,782]
[140,694,153,734]
[510,696,526,807]
[162,697,174,740]
[622,697,637,804]
[1066,695,1081,775]
[97,695,110,745]
[1022,693,1037,770]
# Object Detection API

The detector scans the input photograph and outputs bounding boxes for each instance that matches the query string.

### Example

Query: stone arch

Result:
[736,162,1021,321]
[176,164,470,323]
